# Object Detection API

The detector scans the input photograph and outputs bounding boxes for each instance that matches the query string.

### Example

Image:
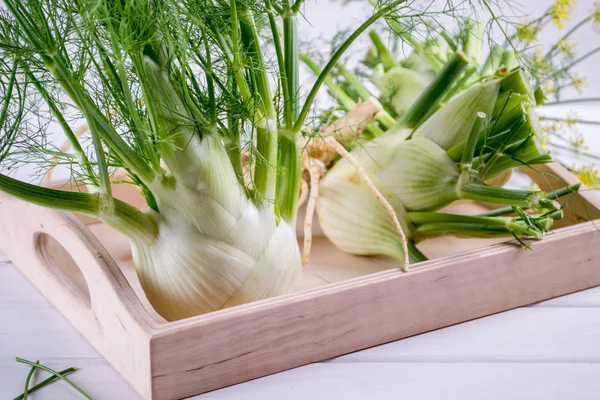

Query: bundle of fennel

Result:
[300,18,581,269]
[0,0,422,321]
[0,0,582,322]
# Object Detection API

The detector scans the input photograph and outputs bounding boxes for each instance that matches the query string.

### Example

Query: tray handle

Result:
[0,193,163,388]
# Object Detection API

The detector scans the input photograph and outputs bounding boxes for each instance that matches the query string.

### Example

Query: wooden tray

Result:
[1,162,599,400]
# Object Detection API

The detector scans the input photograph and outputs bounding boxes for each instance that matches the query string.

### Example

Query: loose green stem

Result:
[291,0,305,13]
[22,362,38,400]
[13,368,77,400]
[15,358,91,400]
[368,30,399,71]
[409,212,504,225]
[293,0,406,133]
[464,20,483,64]
[403,51,470,131]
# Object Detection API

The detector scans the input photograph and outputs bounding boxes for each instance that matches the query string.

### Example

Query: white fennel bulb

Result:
[133,134,301,321]
[316,133,415,262]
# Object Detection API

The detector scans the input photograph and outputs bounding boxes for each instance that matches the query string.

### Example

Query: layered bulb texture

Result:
[129,135,301,321]
[317,69,558,264]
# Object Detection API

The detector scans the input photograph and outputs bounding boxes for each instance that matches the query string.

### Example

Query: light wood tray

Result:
[1,162,599,400]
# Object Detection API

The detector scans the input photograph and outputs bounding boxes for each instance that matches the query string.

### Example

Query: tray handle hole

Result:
[34,232,91,307]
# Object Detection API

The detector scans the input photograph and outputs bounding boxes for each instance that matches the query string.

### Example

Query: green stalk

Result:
[283,12,300,125]
[300,53,357,109]
[276,133,301,223]
[0,174,157,242]
[481,45,504,75]
[410,212,544,238]
[415,221,541,239]
[266,0,290,126]
[335,63,397,129]
[402,51,470,131]
[291,0,305,13]
[477,183,580,217]
[238,7,279,203]
[15,359,91,400]
[499,50,517,70]
[460,112,487,167]
[226,75,244,186]
[97,11,158,169]
[293,0,406,134]
[22,361,38,400]
[13,368,77,400]
[368,30,399,71]
[202,32,217,122]
[300,54,385,137]
[459,183,558,209]
[407,241,428,263]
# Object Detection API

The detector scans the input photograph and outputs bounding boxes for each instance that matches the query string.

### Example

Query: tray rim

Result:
[2,161,599,399]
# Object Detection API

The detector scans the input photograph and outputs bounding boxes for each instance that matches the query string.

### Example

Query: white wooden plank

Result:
[0,265,47,302]
[2,361,140,400]
[331,307,600,363]
[6,301,600,363]
[0,332,104,361]
[532,286,600,307]
[199,362,600,400]
[0,303,77,334]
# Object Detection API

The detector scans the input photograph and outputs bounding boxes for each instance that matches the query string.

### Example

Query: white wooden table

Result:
[2,250,600,400]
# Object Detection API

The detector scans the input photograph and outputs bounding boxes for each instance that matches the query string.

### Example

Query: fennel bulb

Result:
[130,135,301,320]
[0,0,409,319]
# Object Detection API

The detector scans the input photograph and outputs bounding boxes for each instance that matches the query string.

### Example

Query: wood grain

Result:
[1,162,600,399]
[0,194,161,399]
[149,220,600,399]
